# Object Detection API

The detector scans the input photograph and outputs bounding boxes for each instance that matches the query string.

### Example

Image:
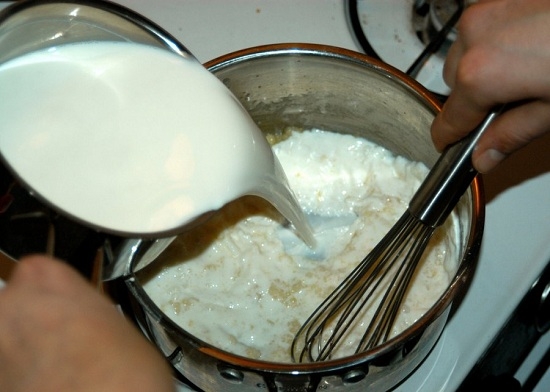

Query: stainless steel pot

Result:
[111,44,484,392]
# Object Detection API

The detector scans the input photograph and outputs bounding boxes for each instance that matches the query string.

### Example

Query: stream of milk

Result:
[0,41,313,242]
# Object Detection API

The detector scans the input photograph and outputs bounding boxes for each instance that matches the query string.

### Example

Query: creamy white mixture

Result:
[0,42,307,237]
[141,129,460,362]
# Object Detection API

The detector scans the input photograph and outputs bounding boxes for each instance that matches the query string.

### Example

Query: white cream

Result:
[141,129,460,363]
[0,42,310,239]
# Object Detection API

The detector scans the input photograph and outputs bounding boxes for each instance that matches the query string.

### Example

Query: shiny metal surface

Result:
[114,44,484,392]
[409,107,500,226]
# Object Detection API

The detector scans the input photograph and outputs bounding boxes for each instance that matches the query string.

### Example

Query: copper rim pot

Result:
[111,44,484,392]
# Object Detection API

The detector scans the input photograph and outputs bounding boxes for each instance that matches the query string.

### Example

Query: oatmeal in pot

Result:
[139,129,460,362]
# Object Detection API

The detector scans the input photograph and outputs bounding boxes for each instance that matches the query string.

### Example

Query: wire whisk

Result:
[291,108,502,363]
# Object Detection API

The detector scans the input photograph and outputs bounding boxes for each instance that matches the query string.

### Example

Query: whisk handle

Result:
[409,107,502,227]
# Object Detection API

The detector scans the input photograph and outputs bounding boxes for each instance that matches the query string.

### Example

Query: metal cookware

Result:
[110,44,484,392]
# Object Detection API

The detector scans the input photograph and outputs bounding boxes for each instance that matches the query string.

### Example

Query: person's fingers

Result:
[473,100,550,172]
[441,36,463,89]
[10,254,94,298]
[433,0,550,159]
[431,46,498,151]
[432,36,550,150]
[1,255,175,392]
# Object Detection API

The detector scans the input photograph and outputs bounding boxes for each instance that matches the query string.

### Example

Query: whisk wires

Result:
[290,108,502,363]
[291,211,435,363]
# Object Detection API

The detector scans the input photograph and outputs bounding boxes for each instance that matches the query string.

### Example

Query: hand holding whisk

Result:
[291,107,502,363]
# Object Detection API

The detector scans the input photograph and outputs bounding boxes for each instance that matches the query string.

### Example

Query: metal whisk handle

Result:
[409,107,502,227]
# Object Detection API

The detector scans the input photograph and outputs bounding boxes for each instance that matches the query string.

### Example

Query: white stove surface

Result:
[1,1,549,391]
[354,0,450,95]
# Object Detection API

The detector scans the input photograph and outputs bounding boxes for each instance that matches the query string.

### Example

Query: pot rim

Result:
[126,43,485,374]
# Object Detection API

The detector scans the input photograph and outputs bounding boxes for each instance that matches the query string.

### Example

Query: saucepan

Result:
[110,44,484,392]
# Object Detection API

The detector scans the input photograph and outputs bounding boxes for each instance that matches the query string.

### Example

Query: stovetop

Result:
[1,1,549,391]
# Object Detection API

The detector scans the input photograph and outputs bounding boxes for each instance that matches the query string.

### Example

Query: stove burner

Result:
[413,0,461,48]
[348,0,464,97]
[408,0,463,80]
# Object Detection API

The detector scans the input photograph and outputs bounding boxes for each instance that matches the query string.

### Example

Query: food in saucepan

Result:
[139,128,459,362]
